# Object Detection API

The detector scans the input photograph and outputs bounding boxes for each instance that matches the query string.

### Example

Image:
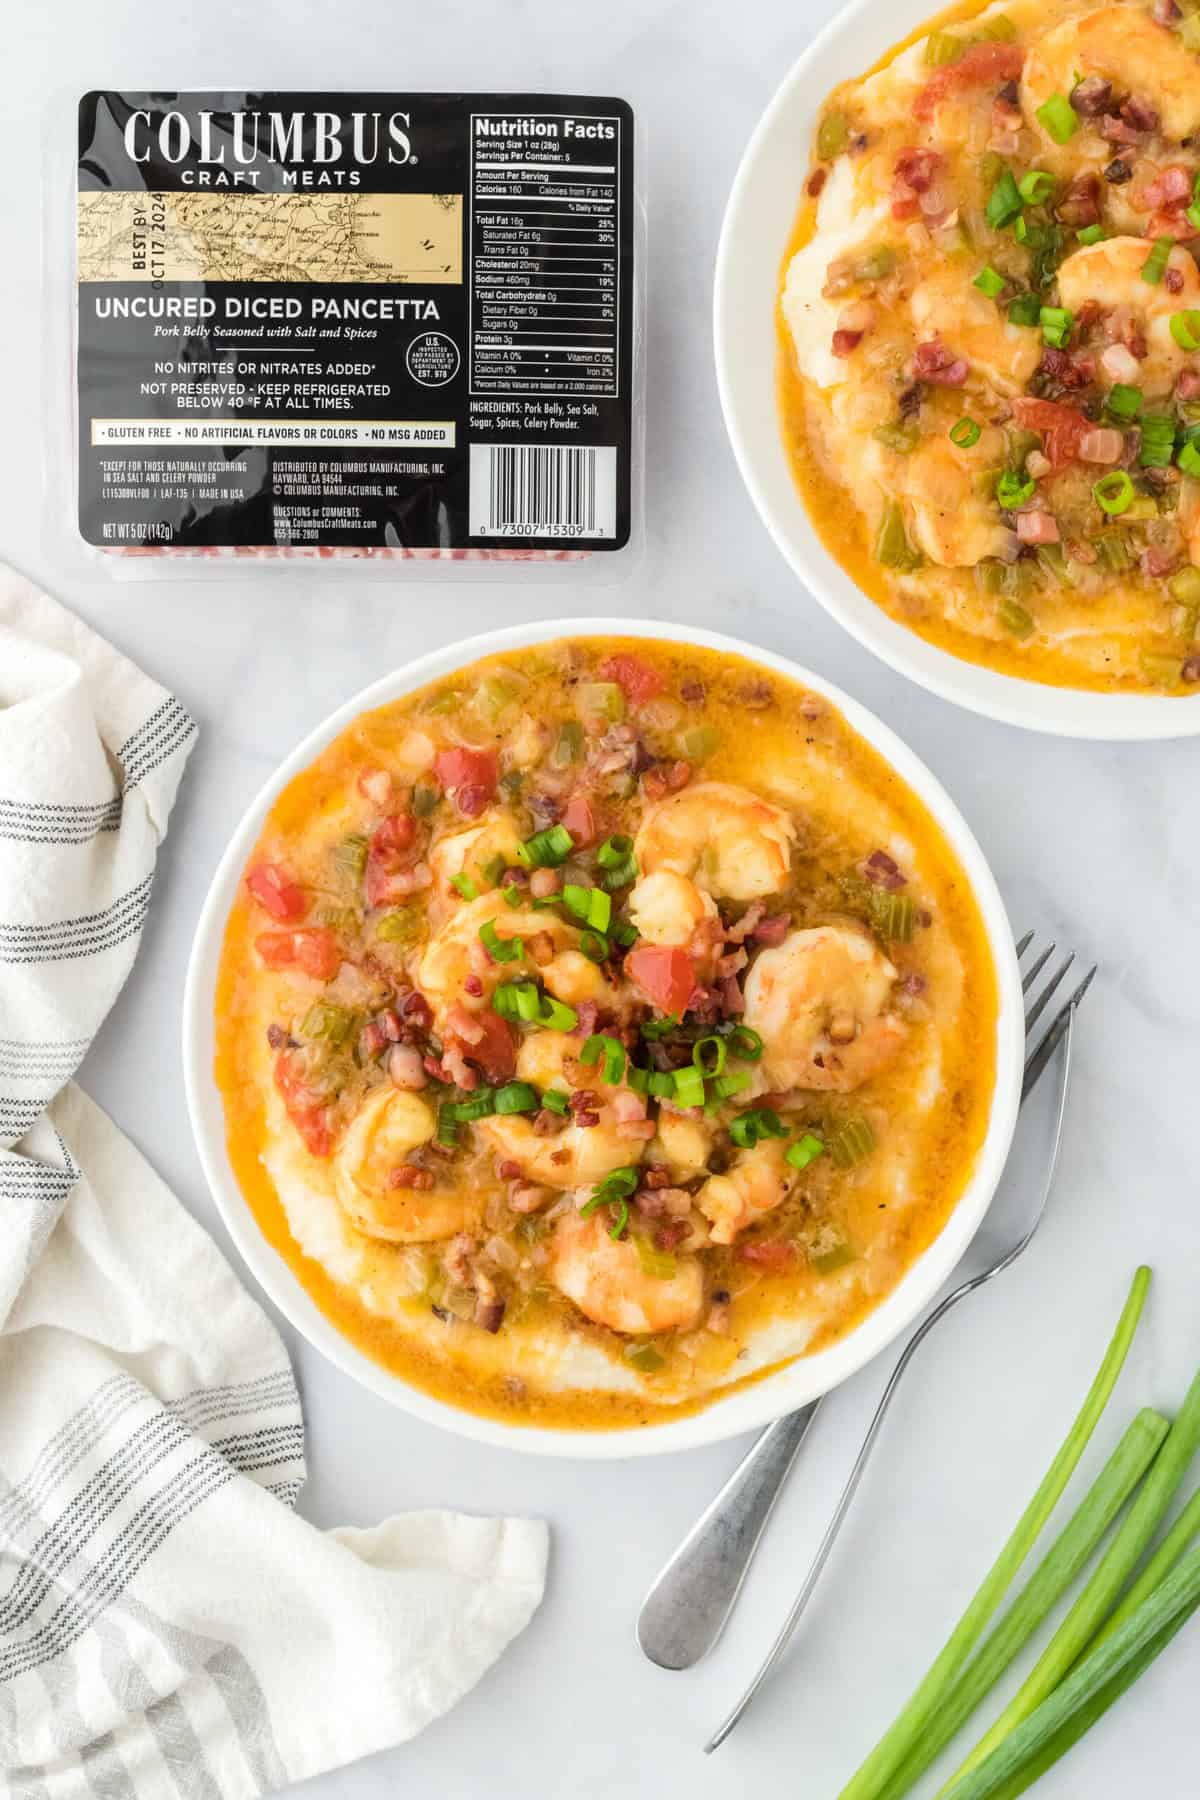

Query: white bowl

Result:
[714,0,1200,740]
[183,619,1024,1458]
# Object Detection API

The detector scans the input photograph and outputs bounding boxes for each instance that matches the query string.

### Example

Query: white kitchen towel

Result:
[0,569,548,1798]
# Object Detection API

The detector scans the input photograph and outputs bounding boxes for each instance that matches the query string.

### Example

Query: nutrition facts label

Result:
[468,111,624,399]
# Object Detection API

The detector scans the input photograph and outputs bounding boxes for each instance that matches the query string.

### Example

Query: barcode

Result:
[469,443,617,539]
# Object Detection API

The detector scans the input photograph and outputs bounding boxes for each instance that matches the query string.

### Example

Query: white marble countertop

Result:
[6,0,1200,1794]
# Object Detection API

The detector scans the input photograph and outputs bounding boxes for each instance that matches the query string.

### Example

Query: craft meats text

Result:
[120,106,618,187]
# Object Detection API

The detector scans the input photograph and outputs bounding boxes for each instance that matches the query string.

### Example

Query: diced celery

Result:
[874,501,923,572]
[829,1118,876,1169]
[873,422,921,454]
[1168,567,1200,608]
[1140,651,1184,686]
[376,907,421,943]
[924,29,963,64]
[681,724,721,759]
[334,834,367,880]
[579,680,625,722]
[624,1341,666,1373]
[300,1001,357,1046]
[998,597,1036,638]
[817,110,850,159]
[812,1240,860,1275]
[633,1236,679,1280]
[856,246,897,281]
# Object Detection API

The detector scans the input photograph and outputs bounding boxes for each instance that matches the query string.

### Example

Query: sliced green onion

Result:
[816,110,850,159]
[552,720,583,766]
[516,823,573,869]
[1105,383,1143,421]
[1012,214,1029,244]
[1140,413,1177,468]
[707,1071,753,1103]
[873,421,921,454]
[1141,236,1173,286]
[580,1034,626,1084]
[874,500,923,572]
[581,1166,639,1216]
[562,882,612,931]
[786,1132,826,1171]
[950,417,982,449]
[608,1198,630,1240]
[411,783,438,817]
[948,1367,1200,1794]
[450,1088,496,1122]
[986,167,1024,229]
[450,872,479,900]
[1093,470,1134,516]
[539,1087,570,1115]
[672,1065,706,1109]
[537,994,577,1031]
[633,1235,678,1279]
[479,853,506,888]
[612,920,638,949]
[973,265,1006,299]
[494,1081,540,1115]
[1075,223,1105,245]
[879,1408,1172,1800]
[996,470,1036,509]
[727,1024,764,1062]
[579,929,610,963]
[828,1117,876,1168]
[626,1064,651,1096]
[1007,292,1042,327]
[597,833,634,869]
[647,1070,676,1098]
[1039,304,1073,348]
[436,1104,460,1148]
[640,1014,679,1041]
[729,1108,787,1149]
[692,1035,727,1077]
[1035,93,1078,144]
[479,918,524,963]
[836,1267,1152,1800]
[1178,439,1200,477]
[600,854,638,892]
[1018,170,1055,205]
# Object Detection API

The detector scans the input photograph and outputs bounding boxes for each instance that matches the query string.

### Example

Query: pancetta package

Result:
[58,91,644,580]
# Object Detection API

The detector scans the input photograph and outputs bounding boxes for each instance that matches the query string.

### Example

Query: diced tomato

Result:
[433,747,499,802]
[561,791,598,846]
[448,1005,517,1082]
[255,927,341,981]
[245,862,307,922]
[364,811,418,907]
[273,1053,333,1157]
[737,1240,797,1271]
[626,944,696,1019]
[598,653,665,706]
[1011,396,1091,470]
[913,42,1025,120]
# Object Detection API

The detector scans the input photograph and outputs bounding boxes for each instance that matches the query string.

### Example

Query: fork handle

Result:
[636,1401,823,1670]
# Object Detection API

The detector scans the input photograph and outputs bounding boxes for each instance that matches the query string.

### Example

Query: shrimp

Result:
[1181,477,1200,566]
[1022,9,1200,150]
[1055,238,1200,399]
[335,1087,469,1242]
[548,1207,705,1335]
[418,892,613,1024]
[894,437,1017,568]
[909,265,1042,397]
[742,923,907,1093]
[428,811,523,906]
[651,1111,715,1179]
[634,782,796,903]
[478,1032,646,1189]
[628,869,719,948]
[697,1137,795,1246]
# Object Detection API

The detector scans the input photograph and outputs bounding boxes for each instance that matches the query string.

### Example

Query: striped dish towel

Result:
[0,570,547,1798]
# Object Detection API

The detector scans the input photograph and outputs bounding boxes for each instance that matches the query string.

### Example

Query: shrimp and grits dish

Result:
[781,0,1200,693]
[214,638,997,1429]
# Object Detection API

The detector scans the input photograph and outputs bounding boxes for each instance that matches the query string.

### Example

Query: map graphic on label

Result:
[76,92,635,553]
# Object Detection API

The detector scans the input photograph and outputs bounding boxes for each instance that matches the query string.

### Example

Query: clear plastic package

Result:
[51,90,644,582]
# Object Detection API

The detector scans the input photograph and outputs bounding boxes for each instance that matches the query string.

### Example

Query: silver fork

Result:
[635,931,1094,1716]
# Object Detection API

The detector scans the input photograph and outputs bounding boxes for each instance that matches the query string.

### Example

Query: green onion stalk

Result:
[835,1266,1152,1800]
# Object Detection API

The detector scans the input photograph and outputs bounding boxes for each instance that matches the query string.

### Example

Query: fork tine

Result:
[1022,964,1097,1101]
[1022,940,1055,993]
[1025,950,1075,1034]
[1015,929,1035,959]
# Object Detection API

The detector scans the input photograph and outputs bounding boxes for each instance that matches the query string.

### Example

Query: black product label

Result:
[76,92,635,551]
